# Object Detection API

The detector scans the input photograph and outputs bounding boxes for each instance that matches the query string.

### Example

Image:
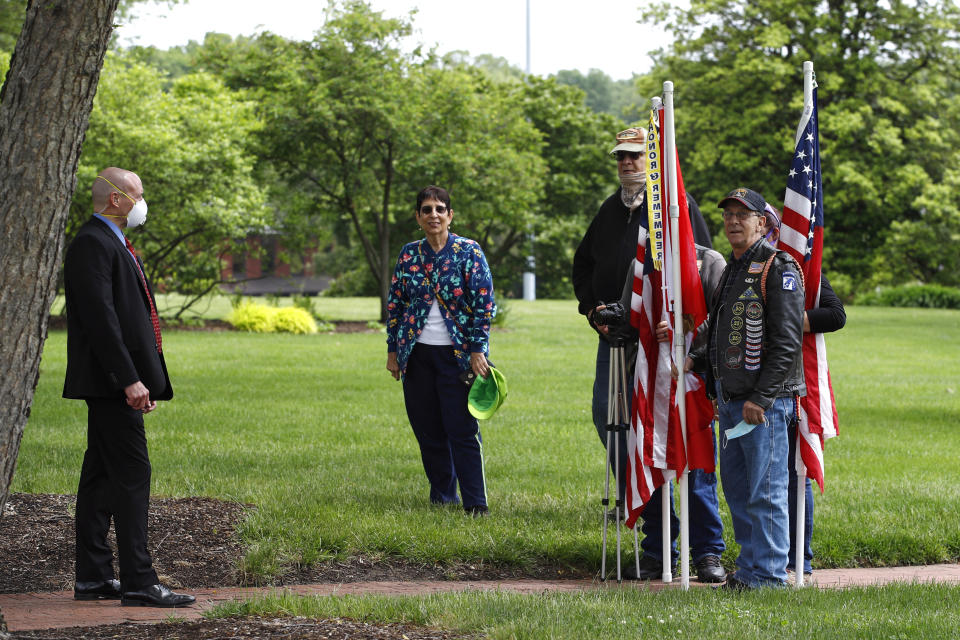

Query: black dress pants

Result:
[75,399,158,590]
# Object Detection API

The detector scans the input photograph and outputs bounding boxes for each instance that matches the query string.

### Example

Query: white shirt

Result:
[416,300,453,346]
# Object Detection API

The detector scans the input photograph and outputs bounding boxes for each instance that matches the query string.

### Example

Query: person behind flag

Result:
[572,127,712,579]
[763,204,846,577]
[617,241,728,583]
[686,187,806,590]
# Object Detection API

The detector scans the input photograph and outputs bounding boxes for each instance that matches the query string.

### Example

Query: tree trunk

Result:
[0,0,119,517]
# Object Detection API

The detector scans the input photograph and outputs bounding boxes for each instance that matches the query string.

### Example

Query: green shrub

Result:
[273,307,318,334]
[856,284,960,309]
[227,302,319,333]
[228,302,276,332]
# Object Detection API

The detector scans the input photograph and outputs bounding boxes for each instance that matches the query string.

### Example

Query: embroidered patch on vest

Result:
[724,346,743,369]
[782,272,798,291]
[748,261,764,274]
[745,301,763,319]
[738,286,759,300]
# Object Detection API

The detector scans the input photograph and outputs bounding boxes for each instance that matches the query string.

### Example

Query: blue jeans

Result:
[716,383,792,587]
[594,338,725,562]
[787,421,814,573]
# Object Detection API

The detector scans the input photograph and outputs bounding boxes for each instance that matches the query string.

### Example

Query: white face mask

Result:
[125,198,148,228]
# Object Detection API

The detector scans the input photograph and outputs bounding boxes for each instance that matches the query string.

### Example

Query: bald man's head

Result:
[92,167,142,212]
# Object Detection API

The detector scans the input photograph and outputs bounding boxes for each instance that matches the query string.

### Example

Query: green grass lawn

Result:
[209,583,960,639]
[14,302,960,580]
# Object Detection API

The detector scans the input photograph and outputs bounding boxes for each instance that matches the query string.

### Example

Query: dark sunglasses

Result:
[615,151,642,161]
[419,204,448,215]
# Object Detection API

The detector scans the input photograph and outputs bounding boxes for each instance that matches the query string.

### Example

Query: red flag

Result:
[624,108,714,530]
[777,84,837,492]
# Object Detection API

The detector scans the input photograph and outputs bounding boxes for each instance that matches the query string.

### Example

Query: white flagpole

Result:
[663,80,689,590]
[649,95,673,585]
[794,60,815,588]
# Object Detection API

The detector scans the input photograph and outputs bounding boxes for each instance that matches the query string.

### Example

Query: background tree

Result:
[67,53,269,317]
[0,0,119,570]
[637,0,960,291]
[511,76,622,298]
[200,1,545,319]
[554,68,637,121]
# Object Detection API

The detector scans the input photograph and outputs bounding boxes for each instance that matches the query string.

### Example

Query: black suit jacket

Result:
[62,217,172,401]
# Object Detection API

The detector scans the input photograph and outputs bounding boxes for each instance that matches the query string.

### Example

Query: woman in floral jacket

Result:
[386,185,495,516]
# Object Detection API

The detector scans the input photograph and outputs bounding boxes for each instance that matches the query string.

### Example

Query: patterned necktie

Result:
[124,236,163,354]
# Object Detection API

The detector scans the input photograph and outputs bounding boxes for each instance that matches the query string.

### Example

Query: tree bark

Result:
[0,0,119,517]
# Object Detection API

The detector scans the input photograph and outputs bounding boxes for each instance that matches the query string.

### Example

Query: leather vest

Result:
[706,241,806,406]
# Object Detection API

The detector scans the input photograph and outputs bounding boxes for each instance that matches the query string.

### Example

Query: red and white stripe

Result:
[778,100,838,492]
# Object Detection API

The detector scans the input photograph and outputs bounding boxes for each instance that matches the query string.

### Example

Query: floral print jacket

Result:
[387,234,495,376]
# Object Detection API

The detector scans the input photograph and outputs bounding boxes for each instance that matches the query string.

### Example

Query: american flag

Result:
[624,108,715,529]
[777,83,838,492]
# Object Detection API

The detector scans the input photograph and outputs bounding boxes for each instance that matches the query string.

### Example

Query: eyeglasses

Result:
[722,210,763,221]
[419,204,448,215]
[615,151,642,161]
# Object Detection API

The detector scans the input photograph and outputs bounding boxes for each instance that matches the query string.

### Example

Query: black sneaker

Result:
[695,554,727,583]
[464,505,488,518]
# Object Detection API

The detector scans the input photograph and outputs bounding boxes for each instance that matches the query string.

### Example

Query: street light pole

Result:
[522,0,537,300]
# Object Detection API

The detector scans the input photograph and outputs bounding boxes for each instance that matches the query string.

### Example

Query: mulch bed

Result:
[9,617,477,639]
[1,493,582,638]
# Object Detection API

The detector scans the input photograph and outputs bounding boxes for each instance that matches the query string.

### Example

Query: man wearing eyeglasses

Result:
[685,187,806,590]
[572,127,713,580]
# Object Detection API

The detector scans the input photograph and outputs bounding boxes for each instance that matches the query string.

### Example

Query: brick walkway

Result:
[4,565,960,632]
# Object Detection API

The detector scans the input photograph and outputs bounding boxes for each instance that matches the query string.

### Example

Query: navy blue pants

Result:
[403,343,487,509]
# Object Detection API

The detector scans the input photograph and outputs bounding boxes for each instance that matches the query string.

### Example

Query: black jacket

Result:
[808,275,846,334]
[573,189,712,318]
[691,239,805,409]
[62,217,172,401]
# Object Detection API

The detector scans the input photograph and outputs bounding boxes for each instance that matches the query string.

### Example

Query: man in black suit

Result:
[63,167,194,608]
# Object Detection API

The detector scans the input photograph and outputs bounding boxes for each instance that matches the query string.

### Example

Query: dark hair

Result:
[416,185,451,212]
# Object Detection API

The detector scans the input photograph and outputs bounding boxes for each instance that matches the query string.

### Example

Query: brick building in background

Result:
[220,234,331,296]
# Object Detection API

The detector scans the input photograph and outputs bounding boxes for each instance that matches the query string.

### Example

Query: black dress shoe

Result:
[74,579,122,600]
[695,554,727,583]
[121,584,196,607]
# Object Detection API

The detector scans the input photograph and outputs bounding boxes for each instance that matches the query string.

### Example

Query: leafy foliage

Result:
[508,76,622,298]
[857,284,960,309]
[636,0,960,290]
[70,53,269,317]
[272,306,320,334]
[553,68,638,121]
[227,301,320,333]
[197,2,546,318]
